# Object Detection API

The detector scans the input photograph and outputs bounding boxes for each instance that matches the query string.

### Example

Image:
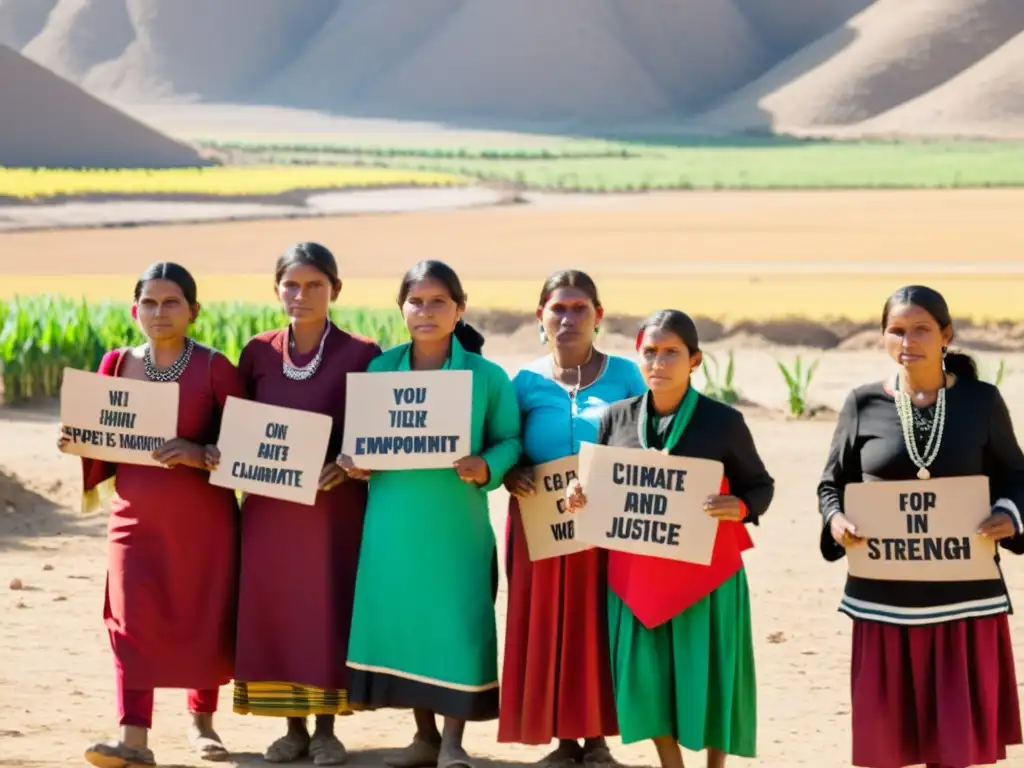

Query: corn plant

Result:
[776,356,820,418]
[984,358,1011,388]
[0,295,409,404]
[702,351,740,405]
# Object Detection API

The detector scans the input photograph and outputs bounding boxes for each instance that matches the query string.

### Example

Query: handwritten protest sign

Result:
[60,368,178,466]
[342,370,473,470]
[844,476,998,582]
[519,456,592,561]
[575,442,723,564]
[210,397,332,506]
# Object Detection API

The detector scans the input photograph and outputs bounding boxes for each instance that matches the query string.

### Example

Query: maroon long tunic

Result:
[233,324,381,690]
[83,346,242,691]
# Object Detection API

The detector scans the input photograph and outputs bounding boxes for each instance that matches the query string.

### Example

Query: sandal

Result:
[264,732,310,763]
[190,731,230,762]
[437,748,476,768]
[384,736,442,768]
[310,733,348,766]
[84,741,156,768]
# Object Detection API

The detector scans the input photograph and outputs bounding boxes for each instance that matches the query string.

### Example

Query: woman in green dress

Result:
[339,260,522,768]
[566,310,774,768]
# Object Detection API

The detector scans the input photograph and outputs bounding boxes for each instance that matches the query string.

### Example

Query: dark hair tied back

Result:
[453,318,485,355]
[398,259,485,356]
[538,269,602,309]
[882,285,977,381]
[134,262,197,305]
[636,309,700,353]
[275,242,341,290]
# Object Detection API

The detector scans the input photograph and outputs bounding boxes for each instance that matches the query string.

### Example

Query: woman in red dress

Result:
[232,242,381,766]
[62,262,242,767]
[497,271,643,765]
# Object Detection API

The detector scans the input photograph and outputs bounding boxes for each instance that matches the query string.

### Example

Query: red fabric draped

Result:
[607,477,754,629]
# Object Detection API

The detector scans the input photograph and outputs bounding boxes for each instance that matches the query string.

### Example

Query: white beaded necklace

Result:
[893,376,946,480]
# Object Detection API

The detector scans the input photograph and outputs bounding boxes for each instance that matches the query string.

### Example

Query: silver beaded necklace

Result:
[283,322,330,381]
[893,375,947,480]
[143,338,195,382]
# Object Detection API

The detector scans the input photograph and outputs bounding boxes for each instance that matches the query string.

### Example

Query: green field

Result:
[198,136,1024,191]
[0,296,407,404]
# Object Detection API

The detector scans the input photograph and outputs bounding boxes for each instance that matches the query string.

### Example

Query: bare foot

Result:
[187,716,229,762]
[539,740,584,766]
[438,743,475,768]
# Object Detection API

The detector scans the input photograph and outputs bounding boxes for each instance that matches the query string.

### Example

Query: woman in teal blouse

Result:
[340,260,522,768]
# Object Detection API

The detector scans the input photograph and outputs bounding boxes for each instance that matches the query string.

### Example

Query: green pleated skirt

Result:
[607,568,756,756]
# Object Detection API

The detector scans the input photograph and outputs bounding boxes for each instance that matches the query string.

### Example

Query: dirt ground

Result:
[3,192,1024,767]
[3,344,1024,768]
[2,189,1024,322]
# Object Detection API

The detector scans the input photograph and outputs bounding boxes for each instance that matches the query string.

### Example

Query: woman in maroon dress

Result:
[498,271,639,765]
[232,242,381,766]
[61,262,242,768]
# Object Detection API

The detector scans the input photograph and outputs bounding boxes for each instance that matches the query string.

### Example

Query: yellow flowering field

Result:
[0,165,465,200]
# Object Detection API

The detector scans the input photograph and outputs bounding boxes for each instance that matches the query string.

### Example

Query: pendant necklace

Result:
[554,347,595,456]
[893,375,946,480]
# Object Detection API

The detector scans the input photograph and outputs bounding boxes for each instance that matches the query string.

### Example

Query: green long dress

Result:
[598,388,770,756]
[346,337,522,720]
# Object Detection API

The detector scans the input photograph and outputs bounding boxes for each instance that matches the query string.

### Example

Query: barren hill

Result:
[256,0,467,111]
[603,0,769,114]
[0,0,58,49]
[21,0,133,83]
[855,30,1024,138]
[352,1,673,121]
[691,0,1024,133]
[66,0,334,102]
[731,0,872,56]
[4,0,1024,138]
[0,44,206,168]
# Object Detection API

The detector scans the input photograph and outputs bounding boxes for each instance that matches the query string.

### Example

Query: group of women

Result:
[58,240,1024,768]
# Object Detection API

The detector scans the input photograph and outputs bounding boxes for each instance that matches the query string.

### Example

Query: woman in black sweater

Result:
[566,310,773,768]
[818,285,1024,768]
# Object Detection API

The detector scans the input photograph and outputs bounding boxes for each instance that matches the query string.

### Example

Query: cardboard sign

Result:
[342,370,473,470]
[209,397,332,506]
[843,476,998,582]
[519,456,593,561]
[59,367,179,466]
[575,442,724,564]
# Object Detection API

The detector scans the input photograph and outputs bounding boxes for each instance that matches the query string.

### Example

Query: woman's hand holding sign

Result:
[565,478,586,512]
[503,466,536,498]
[336,454,370,482]
[57,424,71,452]
[830,512,866,549]
[978,511,1016,541]
[702,494,746,521]
[454,455,490,486]
[152,438,211,470]
[318,462,348,492]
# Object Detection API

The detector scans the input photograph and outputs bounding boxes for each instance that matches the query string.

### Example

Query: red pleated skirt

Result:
[497,498,619,744]
[851,614,1022,768]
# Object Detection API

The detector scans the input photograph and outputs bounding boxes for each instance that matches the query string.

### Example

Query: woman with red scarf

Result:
[566,309,774,768]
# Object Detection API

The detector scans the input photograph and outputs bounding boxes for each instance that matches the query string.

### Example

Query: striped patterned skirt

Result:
[232,681,354,718]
